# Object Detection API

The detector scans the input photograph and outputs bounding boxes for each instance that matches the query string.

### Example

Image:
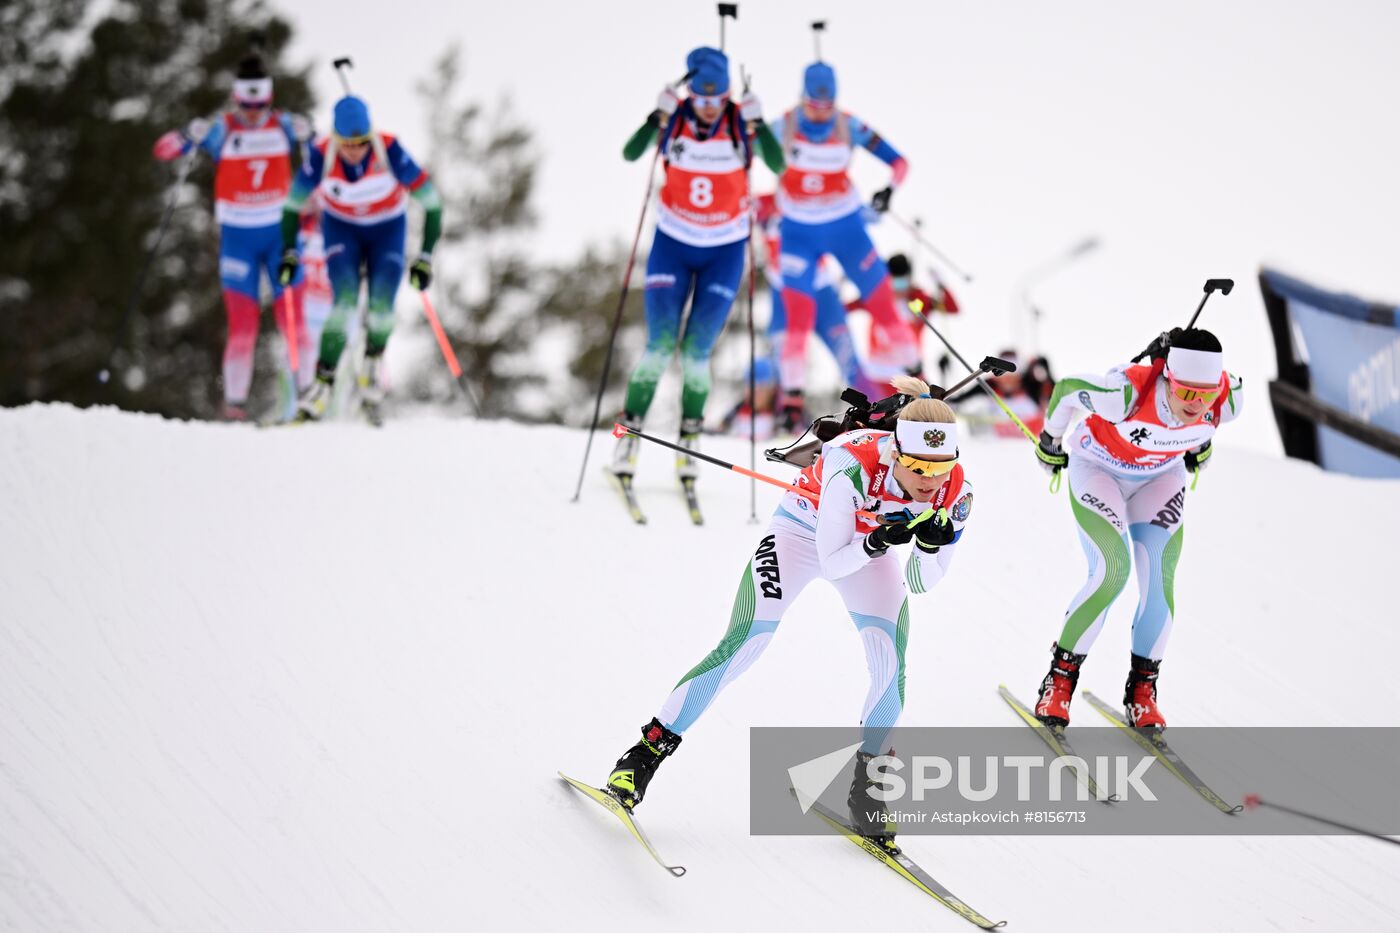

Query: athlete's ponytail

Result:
[891,375,956,424]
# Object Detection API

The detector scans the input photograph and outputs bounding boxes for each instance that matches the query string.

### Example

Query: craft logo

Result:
[924,429,947,448]
[1079,492,1122,528]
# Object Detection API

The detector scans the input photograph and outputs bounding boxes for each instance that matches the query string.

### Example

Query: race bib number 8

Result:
[689,176,714,207]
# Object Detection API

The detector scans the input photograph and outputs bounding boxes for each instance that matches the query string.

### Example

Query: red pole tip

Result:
[612,422,629,439]
[1242,794,1261,810]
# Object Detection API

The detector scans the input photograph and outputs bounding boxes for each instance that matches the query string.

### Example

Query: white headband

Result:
[232,77,273,103]
[895,418,959,458]
[1166,346,1223,385]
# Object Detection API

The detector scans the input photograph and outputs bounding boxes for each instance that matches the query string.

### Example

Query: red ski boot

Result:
[1034,643,1087,729]
[1124,654,1166,729]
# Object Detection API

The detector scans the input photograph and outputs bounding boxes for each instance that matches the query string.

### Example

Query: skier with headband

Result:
[1030,328,1243,729]
[596,375,975,848]
[152,54,313,421]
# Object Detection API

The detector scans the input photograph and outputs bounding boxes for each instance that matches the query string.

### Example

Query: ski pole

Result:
[100,145,200,385]
[911,306,1038,445]
[570,144,664,503]
[419,290,481,415]
[886,211,973,283]
[811,21,826,59]
[280,287,299,375]
[1242,795,1400,847]
[911,307,1062,492]
[742,64,757,523]
[613,423,879,520]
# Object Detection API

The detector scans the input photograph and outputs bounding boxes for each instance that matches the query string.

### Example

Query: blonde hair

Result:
[890,375,956,423]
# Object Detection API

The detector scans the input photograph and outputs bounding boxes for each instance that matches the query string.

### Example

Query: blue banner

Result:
[1262,270,1400,478]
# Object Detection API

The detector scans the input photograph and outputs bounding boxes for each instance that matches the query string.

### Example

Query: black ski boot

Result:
[606,718,683,810]
[848,750,898,850]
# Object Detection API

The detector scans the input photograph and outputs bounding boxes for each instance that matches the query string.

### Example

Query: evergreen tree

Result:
[0,0,313,417]
[407,46,640,423]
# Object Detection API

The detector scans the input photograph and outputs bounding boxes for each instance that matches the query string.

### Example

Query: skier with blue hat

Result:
[277,94,443,424]
[770,59,919,432]
[609,47,786,497]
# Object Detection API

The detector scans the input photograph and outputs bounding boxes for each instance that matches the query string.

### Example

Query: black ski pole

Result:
[910,306,1040,445]
[886,210,973,282]
[741,63,757,523]
[811,21,826,59]
[100,145,200,385]
[1243,795,1400,847]
[570,147,664,503]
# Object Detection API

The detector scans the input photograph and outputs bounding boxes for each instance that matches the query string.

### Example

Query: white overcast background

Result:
[287,0,1400,453]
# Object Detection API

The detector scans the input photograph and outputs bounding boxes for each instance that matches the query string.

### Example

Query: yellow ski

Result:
[797,791,1005,929]
[1082,691,1242,815]
[998,684,1118,803]
[558,772,686,876]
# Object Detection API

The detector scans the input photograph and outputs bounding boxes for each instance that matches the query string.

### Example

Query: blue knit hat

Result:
[803,62,837,101]
[333,96,372,138]
[686,46,730,96]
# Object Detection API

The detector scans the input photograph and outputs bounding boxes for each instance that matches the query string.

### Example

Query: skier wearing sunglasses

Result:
[278,95,442,424]
[1030,327,1243,729]
[769,61,919,432]
[598,375,974,849]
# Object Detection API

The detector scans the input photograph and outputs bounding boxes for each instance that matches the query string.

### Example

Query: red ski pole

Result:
[419,290,480,414]
[280,288,299,375]
[613,423,880,520]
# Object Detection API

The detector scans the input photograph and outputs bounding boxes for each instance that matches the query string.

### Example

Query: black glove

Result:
[1035,430,1067,476]
[870,186,894,213]
[862,516,917,557]
[910,507,955,553]
[277,249,300,286]
[1184,440,1212,472]
[408,255,433,291]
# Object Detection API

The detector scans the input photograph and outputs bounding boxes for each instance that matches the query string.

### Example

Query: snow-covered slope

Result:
[2,406,1397,932]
